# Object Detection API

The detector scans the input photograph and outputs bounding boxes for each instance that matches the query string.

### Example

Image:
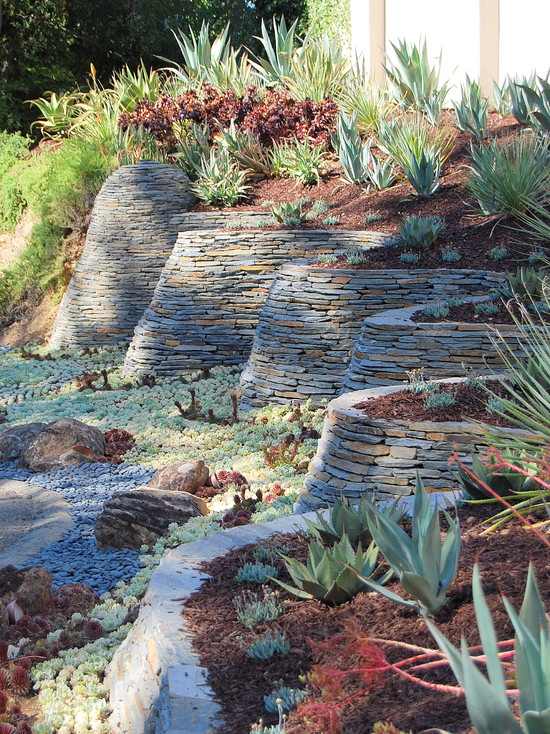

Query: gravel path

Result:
[0,461,154,595]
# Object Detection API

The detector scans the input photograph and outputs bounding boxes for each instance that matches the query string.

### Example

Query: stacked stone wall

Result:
[240,267,504,408]
[123,230,388,376]
[344,300,522,391]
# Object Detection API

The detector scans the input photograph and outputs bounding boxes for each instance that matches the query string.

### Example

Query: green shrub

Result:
[468,134,550,216]
[0,131,31,177]
[0,131,32,231]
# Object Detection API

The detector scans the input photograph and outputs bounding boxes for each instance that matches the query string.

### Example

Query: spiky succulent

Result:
[275,533,390,605]
[305,496,402,549]
[264,685,308,713]
[357,477,461,615]
[235,562,279,585]
[399,215,445,248]
[458,453,528,501]
[426,564,550,734]
[234,589,282,629]
[246,631,290,660]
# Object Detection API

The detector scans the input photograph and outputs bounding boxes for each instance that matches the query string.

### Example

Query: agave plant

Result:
[458,452,529,501]
[305,496,402,549]
[426,564,550,734]
[385,38,450,124]
[111,62,162,112]
[30,91,77,137]
[509,73,539,125]
[251,16,299,85]
[519,75,550,134]
[378,115,454,197]
[356,477,461,615]
[192,147,250,206]
[453,76,488,140]
[335,113,395,189]
[275,534,389,605]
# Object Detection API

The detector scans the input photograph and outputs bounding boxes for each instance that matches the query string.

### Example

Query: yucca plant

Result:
[275,534,389,605]
[305,496,403,549]
[221,122,273,177]
[167,22,232,84]
[378,115,454,197]
[385,38,450,125]
[356,477,461,615]
[426,564,550,734]
[468,133,550,216]
[454,76,488,140]
[270,140,326,186]
[192,147,250,206]
[251,16,299,85]
[285,35,349,102]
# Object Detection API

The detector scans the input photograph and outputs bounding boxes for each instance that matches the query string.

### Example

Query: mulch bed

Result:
[195,113,537,272]
[412,299,547,325]
[182,512,550,734]
[353,381,510,426]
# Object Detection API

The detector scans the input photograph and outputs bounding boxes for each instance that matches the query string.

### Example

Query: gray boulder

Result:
[0,423,48,461]
[95,488,208,549]
[147,460,210,493]
[21,418,106,472]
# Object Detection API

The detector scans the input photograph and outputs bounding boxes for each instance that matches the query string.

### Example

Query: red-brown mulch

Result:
[411,299,547,325]
[195,113,536,272]
[354,381,509,425]
[182,513,550,734]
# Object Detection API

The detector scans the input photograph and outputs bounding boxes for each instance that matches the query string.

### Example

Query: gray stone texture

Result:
[240,265,504,408]
[344,297,521,391]
[300,379,528,507]
[48,164,267,350]
[123,230,389,376]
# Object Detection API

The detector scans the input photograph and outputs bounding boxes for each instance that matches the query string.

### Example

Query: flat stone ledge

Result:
[344,297,524,391]
[0,480,73,568]
[106,512,314,734]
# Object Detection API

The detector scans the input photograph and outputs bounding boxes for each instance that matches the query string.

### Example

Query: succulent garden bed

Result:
[182,508,549,734]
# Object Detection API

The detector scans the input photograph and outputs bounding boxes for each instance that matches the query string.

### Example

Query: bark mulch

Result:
[182,511,549,734]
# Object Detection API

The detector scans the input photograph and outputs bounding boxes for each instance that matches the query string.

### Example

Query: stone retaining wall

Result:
[106,513,314,734]
[123,230,389,376]
[344,300,522,391]
[240,267,504,409]
[297,379,527,510]
[49,161,269,349]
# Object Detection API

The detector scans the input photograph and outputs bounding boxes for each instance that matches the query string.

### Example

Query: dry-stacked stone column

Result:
[240,267,504,408]
[123,230,388,376]
[296,381,528,511]
[344,299,521,391]
[50,162,197,349]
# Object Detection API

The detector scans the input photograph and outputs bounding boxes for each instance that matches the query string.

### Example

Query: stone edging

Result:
[343,298,523,391]
[106,512,315,734]
[239,266,505,409]
[123,230,389,376]
[298,377,530,510]
[0,480,73,568]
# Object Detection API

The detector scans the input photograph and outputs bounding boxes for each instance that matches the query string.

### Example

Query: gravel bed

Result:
[0,461,154,594]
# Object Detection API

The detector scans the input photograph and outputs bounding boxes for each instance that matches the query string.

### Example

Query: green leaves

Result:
[357,477,461,615]
[426,564,550,734]
[192,147,251,206]
[275,534,388,605]
[453,76,488,141]
[335,112,395,190]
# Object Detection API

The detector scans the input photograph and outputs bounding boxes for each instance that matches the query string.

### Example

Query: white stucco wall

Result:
[499,0,550,81]
[385,0,479,99]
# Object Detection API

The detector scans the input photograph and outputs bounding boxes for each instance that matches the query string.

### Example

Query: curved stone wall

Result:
[297,380,528,510]
[49,162,271,350]
[344,300,524,391]
[239,267,505,409]
[123,230,389,376]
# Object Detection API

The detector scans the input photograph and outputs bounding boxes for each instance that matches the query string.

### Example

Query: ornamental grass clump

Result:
[468,134,550,217]
[357,477,461,615]
[275,534,390,605]
[426,564,550,734]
